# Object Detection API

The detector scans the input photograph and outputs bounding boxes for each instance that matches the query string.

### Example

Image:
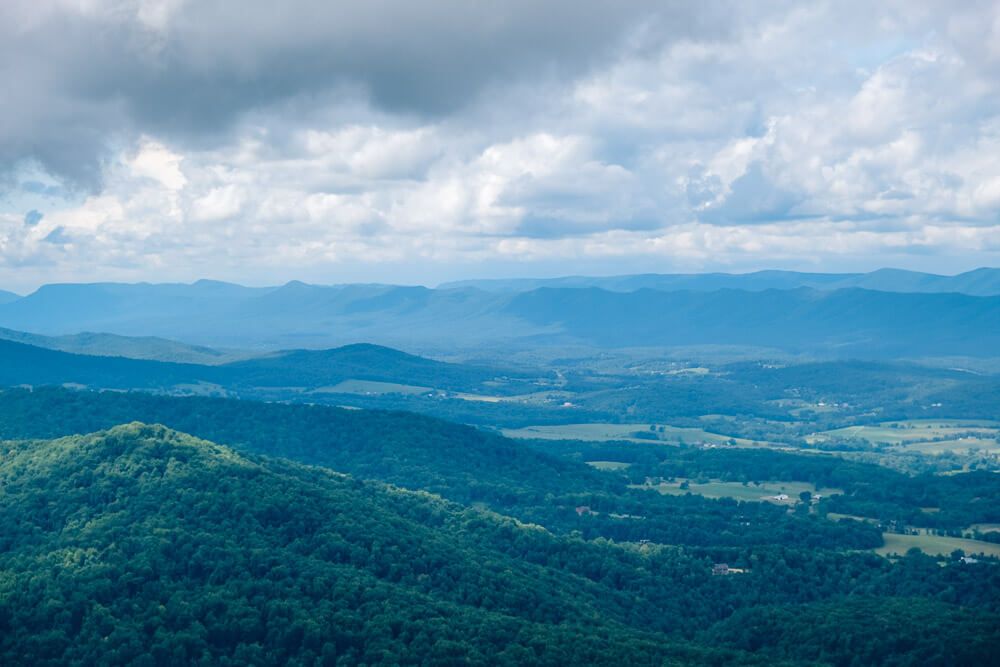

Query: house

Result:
[575,505,592,516]
[712,563,747,575]
[772,493,789,501]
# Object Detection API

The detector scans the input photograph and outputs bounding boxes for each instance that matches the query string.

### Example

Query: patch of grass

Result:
[313,379,433,396]
[503,422,762,447]
[905,438,1000,454]
[875,532,1000,558]
[808,420,1000,453]
[970,523,1000,533]
[631,478,839,504]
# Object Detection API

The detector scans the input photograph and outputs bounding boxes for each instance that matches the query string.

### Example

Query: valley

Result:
[0,274,998,664]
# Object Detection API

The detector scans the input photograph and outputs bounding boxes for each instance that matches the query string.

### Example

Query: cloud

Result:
[0,0,684,189]
[1,0,999,290]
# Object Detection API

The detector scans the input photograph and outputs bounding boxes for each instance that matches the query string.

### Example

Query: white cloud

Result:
[2,1,1000,290]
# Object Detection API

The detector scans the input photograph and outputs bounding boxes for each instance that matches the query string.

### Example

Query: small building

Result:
[772,493,789,501]
[575,505,592,516]
[712,563,746,575]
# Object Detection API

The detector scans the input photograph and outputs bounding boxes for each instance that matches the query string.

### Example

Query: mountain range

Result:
[0,269,997,357]
[441,267,1000,295]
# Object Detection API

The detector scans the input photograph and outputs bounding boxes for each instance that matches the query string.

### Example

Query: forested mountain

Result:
[2,422,998,665]
[0,281,527,350]
[0,326,237,364]
[505,287,1000,356]
[0,289,19,305]
[220,343,522,391]
[0,339,515,395]
[1,277,997,357]
[0,424,705,665]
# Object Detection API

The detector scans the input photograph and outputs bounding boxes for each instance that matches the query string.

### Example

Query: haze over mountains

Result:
[0,268,997,358]
[441,267,1000,295]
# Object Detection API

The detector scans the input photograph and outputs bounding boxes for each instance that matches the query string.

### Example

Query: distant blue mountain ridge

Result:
[0,269,997,357]
[440,267,1000,295]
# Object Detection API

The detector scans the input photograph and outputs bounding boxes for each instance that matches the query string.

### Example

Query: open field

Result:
[808,420,1000,453]
[903,438,1000,454]
[875,532,1000,558]
[503,422,764,447]
[632,478,839,504]
[314,379,434,395]
[970,523,1000,533]
[314,379,520,404]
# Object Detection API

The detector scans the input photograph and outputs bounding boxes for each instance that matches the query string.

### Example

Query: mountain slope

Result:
[0,387,887,551]
[0,326,236,364]
[0,289,19,305]
[0,423,721,665]
[505,287,1000,356]
[0,339,213,389]
[0,339,521,394]
[221,342,520,391]
[2,422,999,664]
[0,280,531,350]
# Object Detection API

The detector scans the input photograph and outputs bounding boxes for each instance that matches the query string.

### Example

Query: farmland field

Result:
[875,532,1000,558]
[970,523,1000,533]
[632,478,840,504]
[807,419,1000,452]
[503,422,764,447]
[314,379,433,395]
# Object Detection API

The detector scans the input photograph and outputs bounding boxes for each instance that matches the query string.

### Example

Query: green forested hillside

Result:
[219,343,524,392]
[0,338,521,395]
[0,327,236,364]
[0,387,883,551]
[2,423,998,666]
[0,424,689,665]
[706,597,1000,666]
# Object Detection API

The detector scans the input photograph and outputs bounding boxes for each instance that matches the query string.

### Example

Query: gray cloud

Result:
[1,0,999,290]
[1,0,721,189]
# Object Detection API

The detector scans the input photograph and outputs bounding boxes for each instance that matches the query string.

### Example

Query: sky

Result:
[1,0,1000,292]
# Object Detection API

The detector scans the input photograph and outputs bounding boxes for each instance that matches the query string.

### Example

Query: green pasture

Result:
[875,532,1000,558]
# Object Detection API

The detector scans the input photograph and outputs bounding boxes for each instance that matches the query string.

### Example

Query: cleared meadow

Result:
[503,422,764,447]
[808,419,1000,454]
[875,532,1000,558]
[632,478,840,504]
